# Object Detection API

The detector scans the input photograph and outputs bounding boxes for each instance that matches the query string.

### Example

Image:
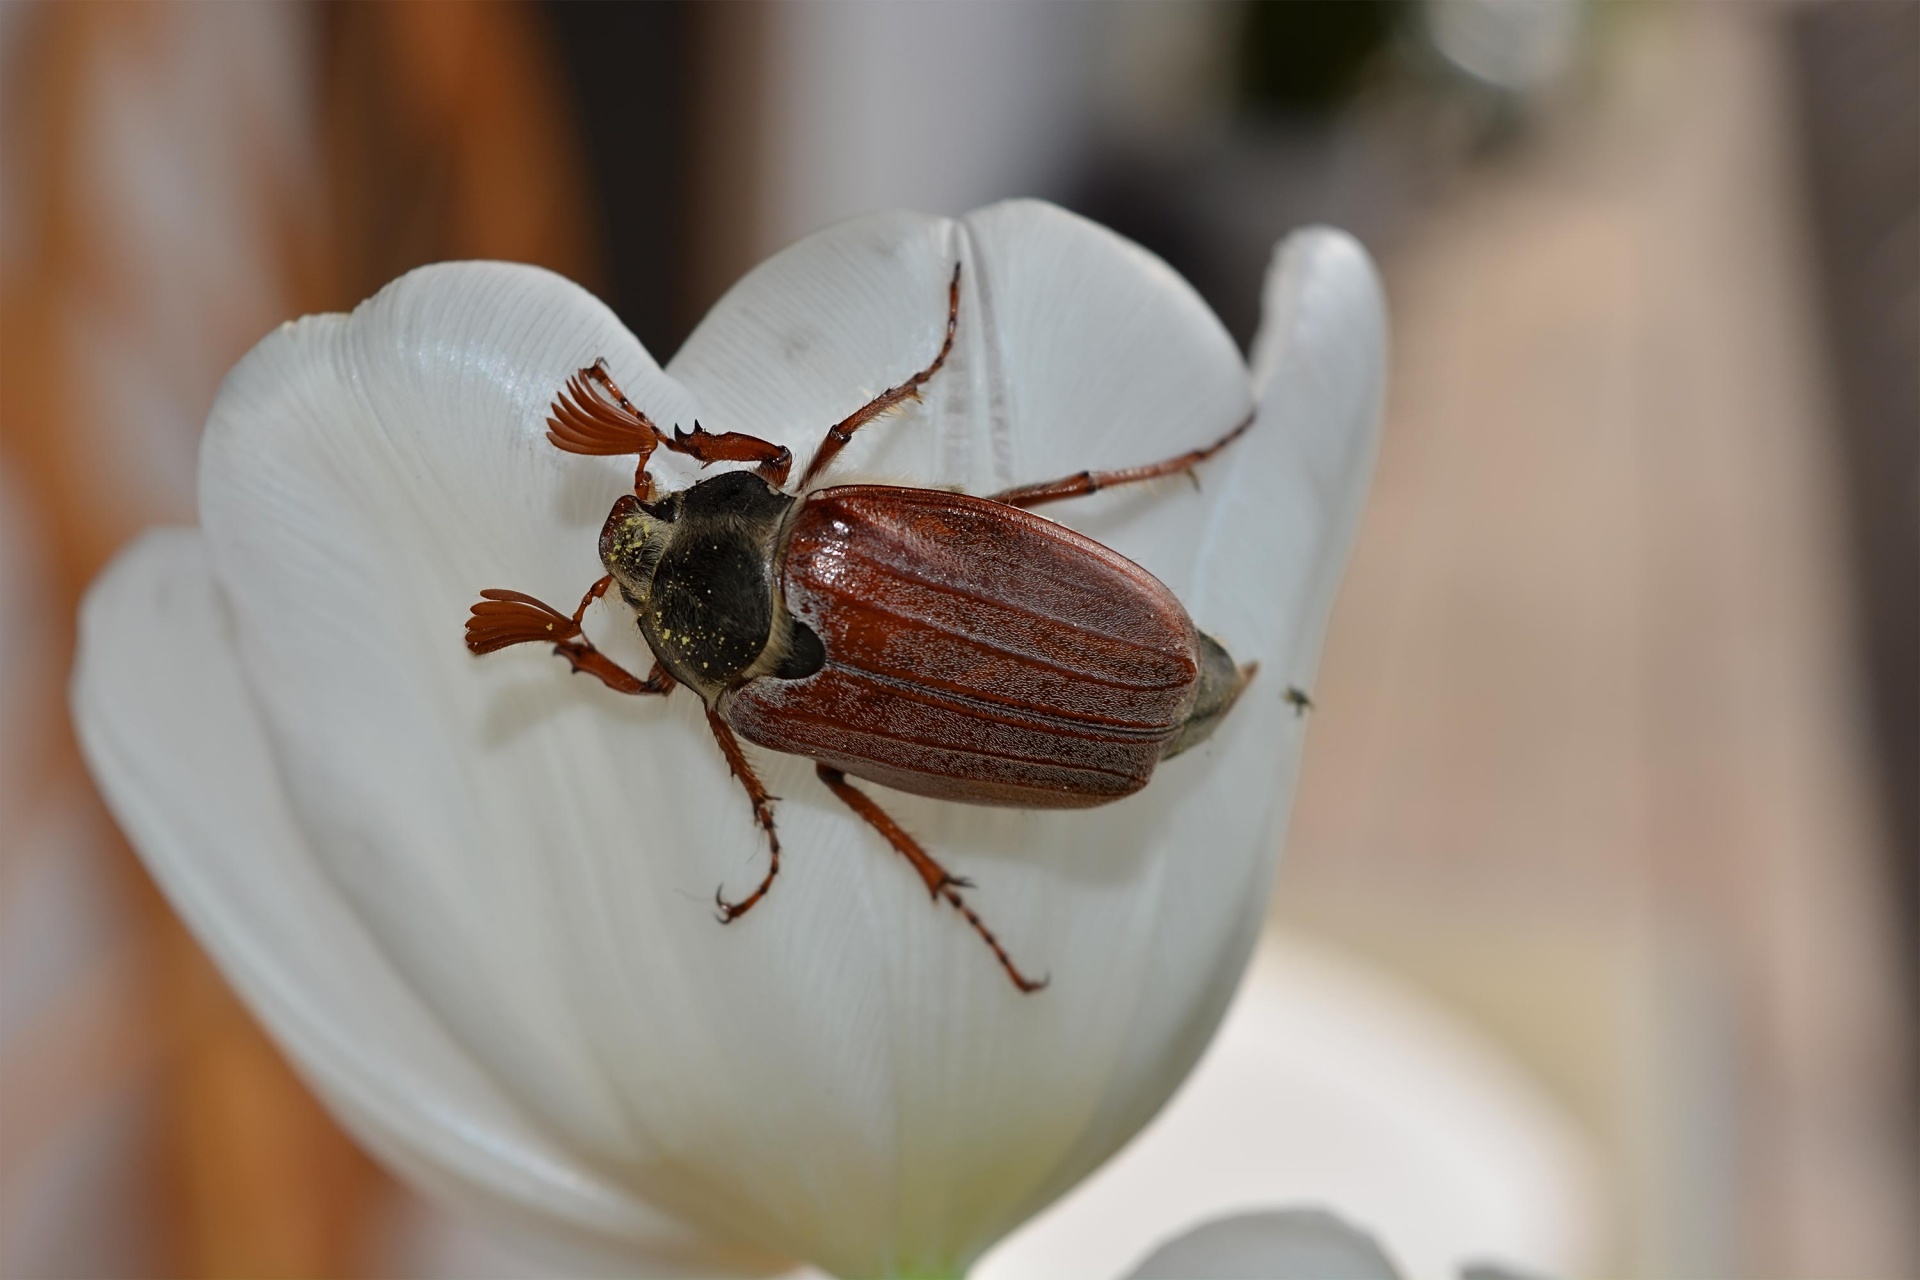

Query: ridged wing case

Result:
[720,486,1203,807]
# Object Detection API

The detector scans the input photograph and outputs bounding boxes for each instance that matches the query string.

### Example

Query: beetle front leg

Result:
[465,576,675,696]
[795,263,961,491]
[815,765,1048,995]
[706,709,782,923]
[662,422,793,488]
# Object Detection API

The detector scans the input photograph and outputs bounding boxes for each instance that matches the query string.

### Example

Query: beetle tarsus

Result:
[989,409,1256,510]
[705,709,783,923]
[714,879,768,925]
[714,828,779,923]
[815,763,1044,994]
[939,884,1050,994]
[796,263,962,491]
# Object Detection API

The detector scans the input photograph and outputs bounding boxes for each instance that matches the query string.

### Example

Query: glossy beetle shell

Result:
[719,486,1205,808]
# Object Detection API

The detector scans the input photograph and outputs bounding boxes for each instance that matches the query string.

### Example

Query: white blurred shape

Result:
[1425,0,1583,94]
[762,1,1105,254]
[62,0,318,523]
[977,935,1601,1280]
[1126,1208,1404,1280]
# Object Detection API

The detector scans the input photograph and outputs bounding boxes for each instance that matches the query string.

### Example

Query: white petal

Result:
[198,262,714,1166]
[1228,226,1388,678]
[165,209,1386,1277]
[70,530,768,1276]
[1124,1209,1403,1280]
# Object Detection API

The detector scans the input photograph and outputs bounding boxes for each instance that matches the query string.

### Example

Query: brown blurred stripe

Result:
[1,2,622,1274]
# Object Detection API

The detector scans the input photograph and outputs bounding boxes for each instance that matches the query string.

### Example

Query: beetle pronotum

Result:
[467,265,1256,993]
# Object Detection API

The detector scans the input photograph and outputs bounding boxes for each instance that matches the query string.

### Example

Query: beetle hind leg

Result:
[816,765,1048,994]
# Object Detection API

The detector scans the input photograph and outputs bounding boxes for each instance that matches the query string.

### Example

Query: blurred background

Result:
[1,1,1914,1276]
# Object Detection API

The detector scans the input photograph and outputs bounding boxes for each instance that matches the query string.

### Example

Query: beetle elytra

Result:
[467,266,1255,992]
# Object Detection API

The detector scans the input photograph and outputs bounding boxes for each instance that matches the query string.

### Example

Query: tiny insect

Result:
[1284,686,1314,715]
[467,265,1255,993]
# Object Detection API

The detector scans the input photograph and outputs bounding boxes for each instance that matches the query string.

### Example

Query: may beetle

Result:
[467,266,1254,992]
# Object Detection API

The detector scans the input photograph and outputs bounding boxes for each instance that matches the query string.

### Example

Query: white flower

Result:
[72,200,1385,1278]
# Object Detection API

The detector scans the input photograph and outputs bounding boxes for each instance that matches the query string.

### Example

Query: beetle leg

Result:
[795,263,962,491]
[815,765,1048,995]
[988,410,1256,510]
[466,576,675,696]
[707,710,783,923]
[661,421,793,487]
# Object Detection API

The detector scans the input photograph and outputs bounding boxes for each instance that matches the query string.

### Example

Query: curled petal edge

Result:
[71,528,787,1278]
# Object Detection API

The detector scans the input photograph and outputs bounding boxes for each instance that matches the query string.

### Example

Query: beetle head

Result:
[598,492,675,605]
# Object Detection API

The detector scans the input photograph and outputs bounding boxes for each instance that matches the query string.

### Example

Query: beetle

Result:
[466,265,1254,992]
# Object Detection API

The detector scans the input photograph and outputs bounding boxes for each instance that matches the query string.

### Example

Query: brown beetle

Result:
[466,266,1254,992]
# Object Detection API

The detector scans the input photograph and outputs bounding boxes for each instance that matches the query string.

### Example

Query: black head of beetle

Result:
[598,469,824,699]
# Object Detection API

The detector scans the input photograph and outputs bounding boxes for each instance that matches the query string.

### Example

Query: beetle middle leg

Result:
[706,709,783,924]
[796,263,962,490]
[815,764,1048,994]
[989,411,1256,510]
[465,575,675,696]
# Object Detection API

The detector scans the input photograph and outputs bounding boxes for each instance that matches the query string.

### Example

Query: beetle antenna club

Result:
[547,362,663,495]
[467,260,1260,994]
